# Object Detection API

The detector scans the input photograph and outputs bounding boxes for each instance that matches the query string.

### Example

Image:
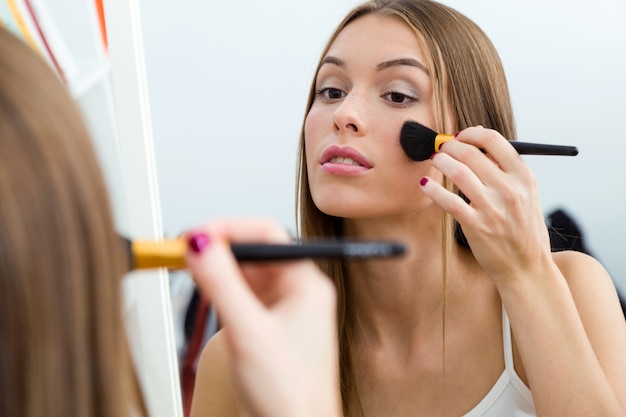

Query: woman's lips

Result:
[319,145,373,174]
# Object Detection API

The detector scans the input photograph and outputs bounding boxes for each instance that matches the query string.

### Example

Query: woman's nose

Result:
[333,93,368,136]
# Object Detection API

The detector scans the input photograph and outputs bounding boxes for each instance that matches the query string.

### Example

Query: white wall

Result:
[139,0,626,290]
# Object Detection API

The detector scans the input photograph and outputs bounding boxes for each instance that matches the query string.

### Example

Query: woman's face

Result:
[305,14,443,219]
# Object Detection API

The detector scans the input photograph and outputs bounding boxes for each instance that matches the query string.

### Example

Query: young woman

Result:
[0,27,339,417]
[192,1,626,416]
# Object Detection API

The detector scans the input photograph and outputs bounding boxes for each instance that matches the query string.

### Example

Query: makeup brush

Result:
[121,236,406,271]
[400,120,579,161]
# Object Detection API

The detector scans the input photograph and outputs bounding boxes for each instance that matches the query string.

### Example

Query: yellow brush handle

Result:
[131,239,187,269]
[434,134,454,152]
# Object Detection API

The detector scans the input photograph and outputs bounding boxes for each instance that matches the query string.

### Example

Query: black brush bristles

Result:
[400,120,579,161]
[400,121,450,161]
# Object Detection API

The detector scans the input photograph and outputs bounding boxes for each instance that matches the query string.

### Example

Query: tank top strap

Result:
[501,305,535,404]
[502,305,515,370]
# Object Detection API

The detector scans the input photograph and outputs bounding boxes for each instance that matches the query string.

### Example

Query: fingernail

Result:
[454,131,460,137]
[420,177,429,186]
[188,232,211,254]
[429,152,437,160]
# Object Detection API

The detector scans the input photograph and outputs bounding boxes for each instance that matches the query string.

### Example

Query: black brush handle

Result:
[509,141,578,156]
[231,241,406,261]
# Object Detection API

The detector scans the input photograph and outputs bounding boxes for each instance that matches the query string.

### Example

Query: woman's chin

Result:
[313,200,356,218]
[314,200,382,219]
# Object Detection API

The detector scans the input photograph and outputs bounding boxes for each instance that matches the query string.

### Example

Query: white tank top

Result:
[463,308,536,416]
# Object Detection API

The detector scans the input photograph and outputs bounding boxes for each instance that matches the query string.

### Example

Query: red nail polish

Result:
[429,152,437,160]
[454,131,460,137]
[189,232,211,253]
[420,177,429,186]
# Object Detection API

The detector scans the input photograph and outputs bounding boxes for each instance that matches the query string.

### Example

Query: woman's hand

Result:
[419,126,554,284]
[185,218,341,417]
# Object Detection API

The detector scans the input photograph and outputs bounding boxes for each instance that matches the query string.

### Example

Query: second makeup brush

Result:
[122,236,406,271]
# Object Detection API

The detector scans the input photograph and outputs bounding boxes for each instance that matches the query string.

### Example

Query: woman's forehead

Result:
[325,14,428,68]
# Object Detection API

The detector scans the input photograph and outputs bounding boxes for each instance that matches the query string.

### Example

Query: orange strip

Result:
[95,0,108,50]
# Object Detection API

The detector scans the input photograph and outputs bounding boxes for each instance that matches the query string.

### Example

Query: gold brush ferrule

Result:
[434,134,454,152]
[131,239,187,269]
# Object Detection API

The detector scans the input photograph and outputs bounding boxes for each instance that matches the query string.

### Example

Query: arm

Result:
[503,250,626,416]
[561,252,626,411]
[421,126,626,416]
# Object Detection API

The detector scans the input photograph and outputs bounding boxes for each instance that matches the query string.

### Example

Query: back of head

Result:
[0,28,141,417]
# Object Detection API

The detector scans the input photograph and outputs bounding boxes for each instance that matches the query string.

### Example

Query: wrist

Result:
[493,252,563,298]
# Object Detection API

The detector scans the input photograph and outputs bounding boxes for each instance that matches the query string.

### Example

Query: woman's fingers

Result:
[184,218,292,340]
[454,126,524,174]
[184,218,333,346]
[429,150,488,210]
[185,231,266,343]
[419,175,476,226]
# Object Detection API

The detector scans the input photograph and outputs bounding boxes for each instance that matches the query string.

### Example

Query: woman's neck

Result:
[342,212,479,348]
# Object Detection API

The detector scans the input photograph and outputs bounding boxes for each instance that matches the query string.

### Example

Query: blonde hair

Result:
[0,28,146,417]
[295,0,516,414]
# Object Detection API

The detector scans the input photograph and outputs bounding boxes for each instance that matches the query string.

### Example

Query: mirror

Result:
[137,0,626,409]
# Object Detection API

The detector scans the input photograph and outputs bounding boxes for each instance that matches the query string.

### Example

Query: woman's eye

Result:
[316,87,346,101]
[383,92,416,105]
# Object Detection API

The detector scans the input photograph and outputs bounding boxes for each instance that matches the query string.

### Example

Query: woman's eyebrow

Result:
[319,56,429,77]
[377,58,429,75]
[320,55,344,68]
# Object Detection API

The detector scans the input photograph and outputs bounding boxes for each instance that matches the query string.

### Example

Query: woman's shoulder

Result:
[550,250,611,284]
[551,250,612,291]
[550,250,622,319]
[200,328,230,363]
[189,329,238,417]
[551,249,603,273]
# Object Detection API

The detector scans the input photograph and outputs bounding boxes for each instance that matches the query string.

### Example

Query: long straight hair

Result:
[0,28,146,417]
[295,1,516,414]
